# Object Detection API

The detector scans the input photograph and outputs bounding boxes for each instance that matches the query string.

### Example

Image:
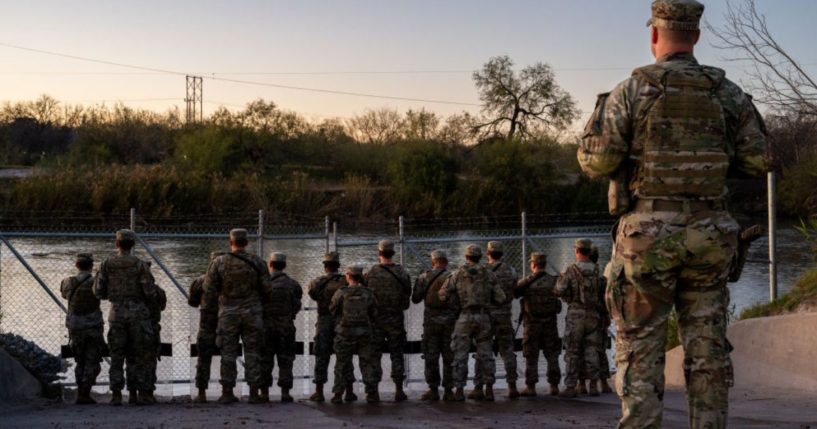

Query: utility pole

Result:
[185,75,203,123]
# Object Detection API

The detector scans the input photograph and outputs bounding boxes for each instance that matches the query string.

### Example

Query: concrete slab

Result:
[0,347,42,401]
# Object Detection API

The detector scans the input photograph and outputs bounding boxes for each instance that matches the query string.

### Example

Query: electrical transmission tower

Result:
[185,75,203,123]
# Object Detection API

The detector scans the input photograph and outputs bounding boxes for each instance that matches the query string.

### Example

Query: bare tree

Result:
[472,55,577,140]
[708,0,817,116]
[346,108,405,144]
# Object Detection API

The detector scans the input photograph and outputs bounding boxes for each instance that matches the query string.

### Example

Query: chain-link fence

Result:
[0,209,672,398]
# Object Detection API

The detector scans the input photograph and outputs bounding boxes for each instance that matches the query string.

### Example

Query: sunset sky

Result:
[0,0,815,129]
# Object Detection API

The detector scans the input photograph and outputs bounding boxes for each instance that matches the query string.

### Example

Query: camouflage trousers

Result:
[522,318,561,386]
[313,315,355,386]
[451,311,494,388]
[563,308,603,386]
[333,329,379,394]
[69,326,105,387]
[128,322,161,390]
[372,315,407,384]
[421,316,456,390]
[107,319,154,391]
[261,326,296,389]
[474,311,517,386]
[217,304,264,388]
[607,209,738,429]
[194,312,218,389]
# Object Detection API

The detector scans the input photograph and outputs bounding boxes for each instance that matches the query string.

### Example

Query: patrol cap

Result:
[75,253,93,263]
[345,264,364,276]
[116,229,136,241]
[378,239,395,252]
[269,252,286,263]
[530,252,547,265]
[229,228,248,241]
[487,241,503,252]
[209,251,225,261]
[430,249,448,260]
[464,244,482,257]
[575,238,593,250]
[323,251,340,263]
[647,0,704,31]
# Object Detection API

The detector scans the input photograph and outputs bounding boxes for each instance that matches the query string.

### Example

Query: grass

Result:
[739,268,817,320]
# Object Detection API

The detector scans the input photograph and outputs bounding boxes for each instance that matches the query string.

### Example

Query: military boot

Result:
[128,389,138,405]
[394,383,408,402]
[75,385,96,405]
[549,384,560,396]
[587,379,600,397]
[442,388,455,402]
[600,378,613,394]
[110,389,122,406]
[365,391,380,404]
[507,382,519,399]
[138,390,157,405]
[193,388,207,403]
[309,384,325,402]
[577,380,588,395]
[483,385,495,402]
[420,388,439,401]
[559,385,577,398]
[520,383,537,397]
[453,387,465,402]
[217,386,239,404]
[330,391,344,404]
[344,386,357,403]
[281,388,293,403]
[467,385,484,401]
[260,387,271,403]
[248,387,265,404]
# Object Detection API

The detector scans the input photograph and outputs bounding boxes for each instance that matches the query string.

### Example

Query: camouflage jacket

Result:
[411,267,458,323]
[487,260,518,316]
[202,250,272,312]
[263,272,303,331]
[364,263,411,321]
[555,261,604,316]
[578,53,767,194]
[60,271,103,330]
[439,262,505,312]
[330,284,378,335]
[307,272,347,317]
[514,271,561,323]
[94,253,157,322]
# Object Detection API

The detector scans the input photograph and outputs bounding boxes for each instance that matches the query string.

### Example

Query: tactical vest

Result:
[490,262,516,308]
[456,264,491,310]
[106,255,144,302]
[267,274,297,319]
[221,254,261,300]
[68,273,100,315]
[368,264,408,313]
[340,287,370,328]
[523,275,560,319]
[569,264,602,311]
[631,62,730,201]
[423,269,450,310]
[316,274,346,315]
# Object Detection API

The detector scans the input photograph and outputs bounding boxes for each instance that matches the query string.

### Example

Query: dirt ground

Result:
[1,387,814,429]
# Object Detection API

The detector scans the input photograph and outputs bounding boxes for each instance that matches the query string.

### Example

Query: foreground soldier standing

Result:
[132,274,165,405]
[578,1,768,426]
[188,251,224,403]
[260,252,303,403]
[589,245,612,394]
[330,265,380,404]
[94,229,158,406]
[439,244,505,402]
[513,252,561,397]
[202,228,272,404]
[60,253,106,405]
[365,239,411,401]
[307,252,355,402]
[411,249,456,402]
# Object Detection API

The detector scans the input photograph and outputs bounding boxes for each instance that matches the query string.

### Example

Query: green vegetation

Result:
[740,269,817,320]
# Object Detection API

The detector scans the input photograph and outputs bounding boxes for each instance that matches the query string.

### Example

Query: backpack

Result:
[340,287,370,328]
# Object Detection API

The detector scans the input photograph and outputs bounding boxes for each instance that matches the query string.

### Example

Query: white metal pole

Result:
[768,172,778,302]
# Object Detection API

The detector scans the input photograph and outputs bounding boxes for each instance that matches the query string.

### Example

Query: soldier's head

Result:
[430,249,448,269]
[269,252,286,272]
[487,241,504,262]
[229,228,249,251]
[529,252,547,273]
[647,0,703,59]
[323,251,340,273]
[345,264,364,285]
[378,239,396,262]
[75,253,94,271]
[574,238,593,262]
[590,245,600,264]
[115,229,136,252]
[464,244,482,264]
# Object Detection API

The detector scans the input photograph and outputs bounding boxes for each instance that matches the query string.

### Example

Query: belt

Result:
[634,199,725,213]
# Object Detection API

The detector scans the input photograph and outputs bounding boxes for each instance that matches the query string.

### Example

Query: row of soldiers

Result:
[62,228,611,405]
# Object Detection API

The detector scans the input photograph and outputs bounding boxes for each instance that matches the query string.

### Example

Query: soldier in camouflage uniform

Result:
[60,253,106,404]
[513,252,562,397]
[127,274,166,405]
[555,239,605,398]
[439,244,506,402]
[188,251,224,403]
[330,265,380,404]
[202,228,272,404]
[577,1,768,426]
[589,245,613,394]
[471,241,519,400]
[94,229,158,406]
[365,239,411,401]
[260,252,303,403]
[411,249,457,402]
[307,252,355,402]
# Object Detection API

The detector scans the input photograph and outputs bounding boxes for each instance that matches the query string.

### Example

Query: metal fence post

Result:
[258,209,265,258]
[521,212,528,278]
[130,207,136,231]
[398,216,405,267]
[333,222,338,252]
[768,172,778,302]
[325,216,330,254]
